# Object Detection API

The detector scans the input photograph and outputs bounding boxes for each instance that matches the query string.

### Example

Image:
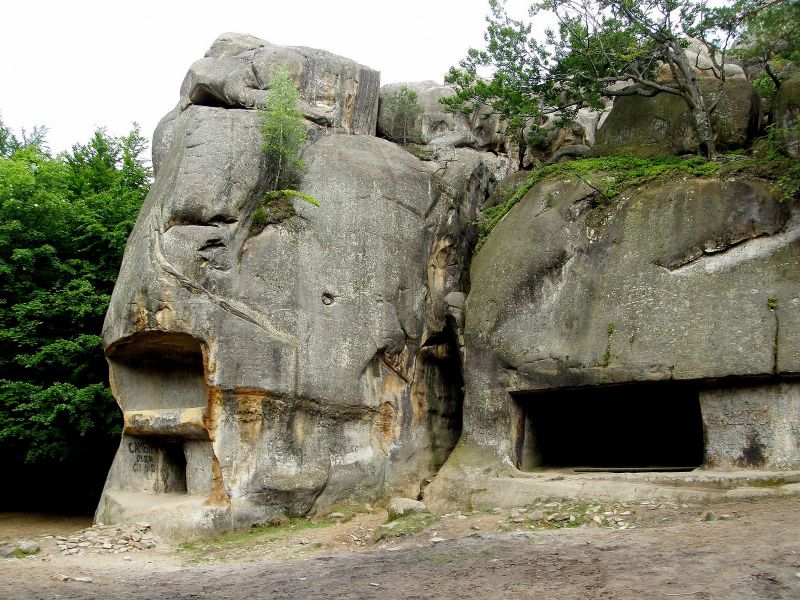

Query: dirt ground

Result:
[1,495,799,600]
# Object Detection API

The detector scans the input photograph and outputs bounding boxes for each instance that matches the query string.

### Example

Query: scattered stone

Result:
[430,537,446,544]
[456,515,467,521]
[49,523,159,556]
[526,511,544,522]
[58,575,93,583]
[328,512,346,520]
[387,497,427,521]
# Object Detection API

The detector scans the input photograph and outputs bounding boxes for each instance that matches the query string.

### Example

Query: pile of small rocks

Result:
[52,523,158,555]
[499,499,643,530]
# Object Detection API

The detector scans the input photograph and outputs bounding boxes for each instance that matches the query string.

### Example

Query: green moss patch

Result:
[375,513,437,541]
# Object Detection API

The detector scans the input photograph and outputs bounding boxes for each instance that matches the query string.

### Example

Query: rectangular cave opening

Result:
[512,381,704,472]
[161,440,188,494]
[127,436,189,494]
[107,332,207,411]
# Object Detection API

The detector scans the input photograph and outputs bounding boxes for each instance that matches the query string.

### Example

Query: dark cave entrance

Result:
[511,381,704,471]
[421,323,465,472]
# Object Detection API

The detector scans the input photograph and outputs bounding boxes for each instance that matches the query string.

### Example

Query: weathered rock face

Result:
[377,81,507,151]
[426,173,800,509]
[773,74,800,158]
[594,79,761,156]
[97,37,510,538]
[656,38,747,82]
[152,33,380,174]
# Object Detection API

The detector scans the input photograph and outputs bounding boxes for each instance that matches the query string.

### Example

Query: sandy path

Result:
[2,496,798,600]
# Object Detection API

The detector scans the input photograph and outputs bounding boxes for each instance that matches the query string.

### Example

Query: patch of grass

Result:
[717,153,800,202]
[321,502,373,523]
[178,516,334,555]
[11,547,39,558]
[375,512,437,540]
[429,552,459,565]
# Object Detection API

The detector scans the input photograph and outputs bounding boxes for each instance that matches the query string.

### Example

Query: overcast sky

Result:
[0,0,534,155]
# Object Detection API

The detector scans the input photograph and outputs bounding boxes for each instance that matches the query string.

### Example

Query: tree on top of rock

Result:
[257,65,319,212]
[259,64,308,191]
[382,85,424,145]
[443,0,755,158]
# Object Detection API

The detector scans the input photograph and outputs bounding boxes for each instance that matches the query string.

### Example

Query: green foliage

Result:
[256,65,318,223]
[0,119,150,465]
[258,64,308,192]
[444,0,748,158]
[732,0,800,97]
[767,297,778,310]
[717,127,800,201]
[263,189,320,207]
[382,85,424,144]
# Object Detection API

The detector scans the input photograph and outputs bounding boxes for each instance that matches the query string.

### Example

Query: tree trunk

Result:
[668,41,717,158]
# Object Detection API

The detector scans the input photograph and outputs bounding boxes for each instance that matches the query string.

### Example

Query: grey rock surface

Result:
[773,74,800,158]
[152,33,379,175]
[377,81,507,150]
[425,173,799,510]
[97,38,510,537]
[594,79,760,156]
[387,497,428,520]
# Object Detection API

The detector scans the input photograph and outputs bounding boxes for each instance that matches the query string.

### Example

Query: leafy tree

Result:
[256,65,319,223]
[443,0,750,158]
[0,120,150,510]
[258,64,309,192]
[733,0,800,97]
[382,85,424,144]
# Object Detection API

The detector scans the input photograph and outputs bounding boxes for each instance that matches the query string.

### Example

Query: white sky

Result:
[0,0,532,155]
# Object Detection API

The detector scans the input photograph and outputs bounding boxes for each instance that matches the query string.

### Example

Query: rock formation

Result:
[425,172,800,511]
[96,34,509,538]
[98,32,799,538]
[773,74,800,158]
[377,80,506,151]
[594,79,761,156]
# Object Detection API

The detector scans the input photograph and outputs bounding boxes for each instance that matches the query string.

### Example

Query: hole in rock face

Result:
[512,381,703,471]
[189,84,236,109]
[107,332,207,411]
[422,324,464,471]
[159,440,188,493]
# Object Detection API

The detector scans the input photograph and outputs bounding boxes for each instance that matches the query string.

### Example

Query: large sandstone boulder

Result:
[594,79,760,156]
[772,74,800,158]
[377,81,507,151]
[426,172,800,510]
[656,38,747,81]
[152,33,380,173]
[96,38,510,539]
